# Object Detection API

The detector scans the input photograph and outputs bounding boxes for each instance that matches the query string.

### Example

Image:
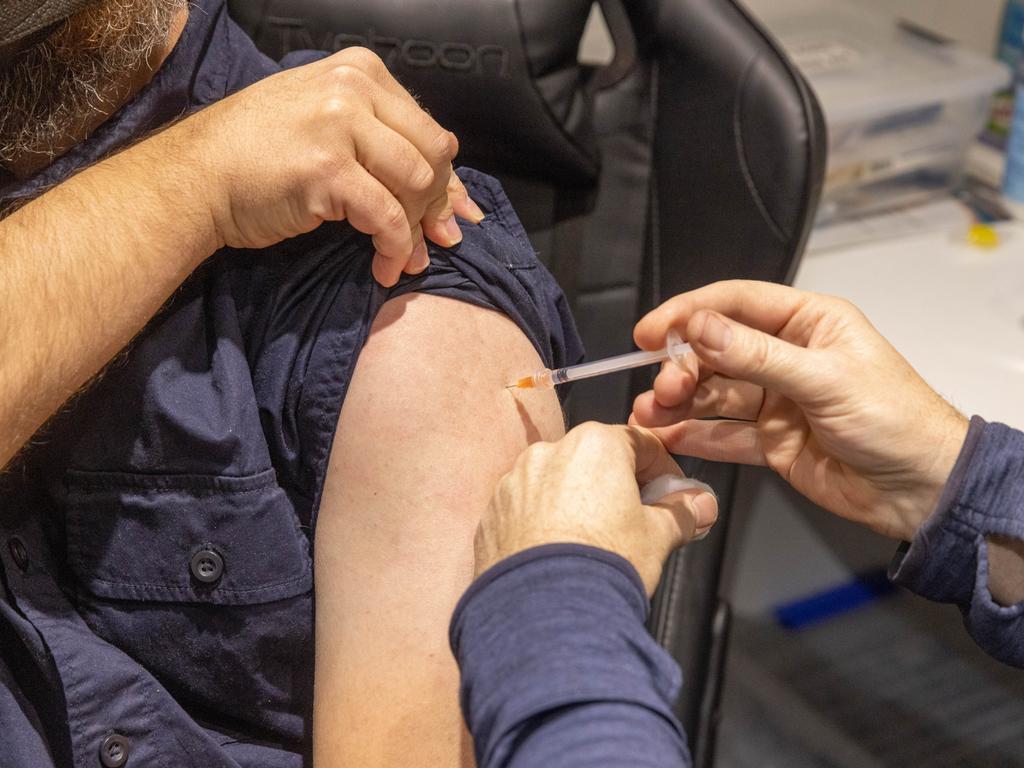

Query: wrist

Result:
[894,405,970,539]
[149,112,229,256]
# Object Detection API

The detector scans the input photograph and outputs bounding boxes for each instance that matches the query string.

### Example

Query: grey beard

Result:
[0,0,187,167]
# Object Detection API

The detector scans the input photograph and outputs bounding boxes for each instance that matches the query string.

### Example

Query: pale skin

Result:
[627,280,1024,607]
[1,6,532,766]
[13,6,1020,763]
[0,11,482,470]
[315,294,568,767]
[475,422,718,594]
[464,288,1022,762]
[3,6,712,765]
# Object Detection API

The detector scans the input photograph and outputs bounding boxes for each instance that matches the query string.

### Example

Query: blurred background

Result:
[582,2,1024,765]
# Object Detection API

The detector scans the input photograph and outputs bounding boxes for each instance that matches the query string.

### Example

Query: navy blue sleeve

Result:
[449,544,691,768]
[890,416,1024,666]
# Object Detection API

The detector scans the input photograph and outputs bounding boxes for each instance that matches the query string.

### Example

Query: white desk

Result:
[729,217,1024,615]
[795,220,1024,429]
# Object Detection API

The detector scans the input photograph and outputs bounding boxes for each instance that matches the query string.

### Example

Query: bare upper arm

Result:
[313,293,565,767]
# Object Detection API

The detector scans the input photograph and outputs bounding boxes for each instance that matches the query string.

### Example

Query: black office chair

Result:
[227,1,825,763]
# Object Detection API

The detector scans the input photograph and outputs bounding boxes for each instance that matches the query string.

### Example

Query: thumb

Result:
[685,309,823,403]
[641,476,719,543]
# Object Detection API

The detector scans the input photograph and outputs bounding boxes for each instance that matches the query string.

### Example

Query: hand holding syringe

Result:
[507,330,692,389]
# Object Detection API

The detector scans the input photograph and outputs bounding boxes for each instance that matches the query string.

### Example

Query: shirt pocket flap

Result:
[64,469,311,605]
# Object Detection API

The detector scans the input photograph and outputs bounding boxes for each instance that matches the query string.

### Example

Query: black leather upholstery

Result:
[632,4,825,762]
[227,1,825,762]
[641,0,825,293]
[229,0,600,186]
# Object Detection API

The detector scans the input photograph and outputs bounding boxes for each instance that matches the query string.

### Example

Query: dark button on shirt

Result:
[190,548,225,584]
[0,2,583,765]
[7,537,28,571]
[99,733,130,768]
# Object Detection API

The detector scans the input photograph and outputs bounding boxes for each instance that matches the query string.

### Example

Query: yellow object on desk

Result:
[966,223,1000,249]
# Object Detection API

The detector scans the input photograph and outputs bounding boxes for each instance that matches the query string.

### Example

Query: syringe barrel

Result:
[521,334,691,389]
[560,348,669,383]
[549,368,570,385]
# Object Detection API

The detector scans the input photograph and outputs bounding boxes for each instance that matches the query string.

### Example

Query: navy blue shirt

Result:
[891,417,1024,666]
[450,545,691,768]
[0,2,581,766]
[446,418,1024,768]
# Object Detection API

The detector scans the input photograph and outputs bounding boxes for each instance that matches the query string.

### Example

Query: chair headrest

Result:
[231,0,604,186]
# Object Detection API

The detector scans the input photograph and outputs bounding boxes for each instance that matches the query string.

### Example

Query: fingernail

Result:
[690,491,718,529]
[466,198,486,224]
[699,313,732,352]
[445,216,463,246]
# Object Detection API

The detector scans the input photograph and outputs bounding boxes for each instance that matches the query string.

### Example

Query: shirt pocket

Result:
[61,469,313,736]
[63,469,311,604]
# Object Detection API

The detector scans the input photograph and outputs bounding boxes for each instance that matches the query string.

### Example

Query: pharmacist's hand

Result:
[631,280,969,540]
[474,423,718,595]
[189,46,483,286]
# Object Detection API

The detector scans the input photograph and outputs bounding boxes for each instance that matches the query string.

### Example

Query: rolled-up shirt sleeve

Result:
[890,416,1024,666]
[449,543,691,768]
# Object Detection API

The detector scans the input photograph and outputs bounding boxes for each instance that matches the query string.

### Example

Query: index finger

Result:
[623,425,685,486]
[634,280,813,350]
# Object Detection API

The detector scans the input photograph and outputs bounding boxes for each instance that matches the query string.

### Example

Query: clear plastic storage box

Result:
[745,0,1010,222]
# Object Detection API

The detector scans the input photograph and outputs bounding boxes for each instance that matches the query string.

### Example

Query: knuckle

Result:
[447,171,464,194]
[838,297,867,323]
[381,202,408,232]
[825,293,850,309]
[406,162,435,194]
[330,63,374,94]
[494,466,516,491]
[524,439,553,462]
[426,127,455,165]
[338,46,384,75]
[320,95,356,120]
[820,293,862,324]
[427,194,454,221]
[829,296,856,314]
[304,193,334,224]
[573,421,603,439]
[572,421,610,450]
[516,445,548,479]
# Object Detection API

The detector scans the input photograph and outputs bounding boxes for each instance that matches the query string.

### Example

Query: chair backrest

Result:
[227,0,825,761]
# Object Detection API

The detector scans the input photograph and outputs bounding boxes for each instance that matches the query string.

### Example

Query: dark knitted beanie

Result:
[0,1,99,64]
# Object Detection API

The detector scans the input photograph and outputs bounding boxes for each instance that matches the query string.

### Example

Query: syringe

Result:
[508,330,692,390]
